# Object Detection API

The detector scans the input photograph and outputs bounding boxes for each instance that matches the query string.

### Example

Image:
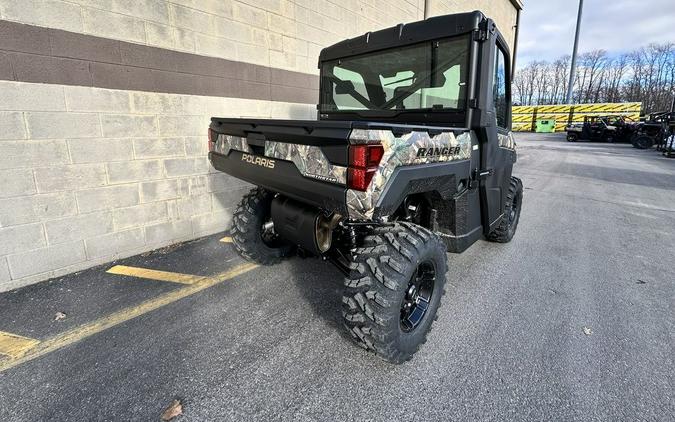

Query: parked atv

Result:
[207,12,522,363]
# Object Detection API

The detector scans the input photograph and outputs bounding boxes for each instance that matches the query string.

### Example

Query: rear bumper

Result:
[209,151,347,214]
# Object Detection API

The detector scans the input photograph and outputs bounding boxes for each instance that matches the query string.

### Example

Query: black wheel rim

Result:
[509,192,520,224]
[400,261,436,332]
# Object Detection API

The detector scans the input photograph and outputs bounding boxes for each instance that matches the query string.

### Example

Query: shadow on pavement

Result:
[285,257,355,342]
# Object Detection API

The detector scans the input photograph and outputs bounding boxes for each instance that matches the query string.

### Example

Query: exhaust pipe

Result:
[316,213,342,253]
[270,196,341,254]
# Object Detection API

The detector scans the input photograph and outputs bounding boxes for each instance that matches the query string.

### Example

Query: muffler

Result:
[270,196,341,254]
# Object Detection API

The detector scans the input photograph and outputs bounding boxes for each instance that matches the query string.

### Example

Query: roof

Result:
[319,11,487,62]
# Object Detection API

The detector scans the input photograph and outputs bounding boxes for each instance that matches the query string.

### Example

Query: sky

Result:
[517,0,675,65]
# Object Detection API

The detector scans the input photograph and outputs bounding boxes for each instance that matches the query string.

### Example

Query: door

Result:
[477,32,514,233]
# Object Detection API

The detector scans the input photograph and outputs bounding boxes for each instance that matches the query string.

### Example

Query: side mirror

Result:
[335,80,355,95]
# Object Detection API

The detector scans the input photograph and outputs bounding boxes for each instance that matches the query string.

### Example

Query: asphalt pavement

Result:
[0,133,673,421]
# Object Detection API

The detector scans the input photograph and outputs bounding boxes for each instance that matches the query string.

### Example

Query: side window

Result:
[493,46,508,128]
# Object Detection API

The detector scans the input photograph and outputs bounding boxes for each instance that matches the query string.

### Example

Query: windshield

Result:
[320,36,470,114]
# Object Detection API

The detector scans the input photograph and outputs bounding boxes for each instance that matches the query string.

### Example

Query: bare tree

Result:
[574,50,607,103]
[549,56,570,104]
[604,55,627,103]
[533,61,551,104]
[513,43,675,112]
[513,61,539,105]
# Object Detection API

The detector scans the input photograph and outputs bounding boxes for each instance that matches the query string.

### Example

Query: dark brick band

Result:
[0,20,318,104]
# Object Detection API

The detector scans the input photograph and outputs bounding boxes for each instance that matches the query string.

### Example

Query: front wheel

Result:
[487,176,523,243]
[231,187,294,265]
[567,133,579,142]
[342,222,447,364]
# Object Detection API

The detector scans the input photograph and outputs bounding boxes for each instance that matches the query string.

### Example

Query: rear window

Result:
[320,36,470,114]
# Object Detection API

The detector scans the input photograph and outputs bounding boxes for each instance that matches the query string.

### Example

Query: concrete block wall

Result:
[430,0,520,50]
[0,0,519,291]
[0,79,314,291]
[0,1,518,74]
[0,0,426,76]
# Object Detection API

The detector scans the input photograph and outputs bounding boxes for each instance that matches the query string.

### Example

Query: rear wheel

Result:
[631,135,654,149]
[231,187,293,265]
[487,176,523,243]
[342,222,447,364]
[567,133,579,142]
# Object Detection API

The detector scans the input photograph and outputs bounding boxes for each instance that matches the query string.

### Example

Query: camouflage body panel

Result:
[214,134,347,185]
[213,134,251,155]
[265,141,347,185]
[346,129,475,220]
[498,132,516,150]
[216,130,475,220]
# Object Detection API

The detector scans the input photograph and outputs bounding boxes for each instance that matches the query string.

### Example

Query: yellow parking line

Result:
[107,265,205,284]
[0,262,258,373]
[0,331,40,359]
[219,236,233,243]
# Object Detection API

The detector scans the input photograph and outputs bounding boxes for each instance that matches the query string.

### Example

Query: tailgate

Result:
[208,118,353,213]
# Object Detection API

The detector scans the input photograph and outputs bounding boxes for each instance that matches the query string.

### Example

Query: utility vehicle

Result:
[208,11,522,363]
[631,111,675,150]
[565,115,633,143]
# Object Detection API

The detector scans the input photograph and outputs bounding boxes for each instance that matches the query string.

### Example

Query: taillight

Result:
[348,144,384,191]
[208,128,217,152]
